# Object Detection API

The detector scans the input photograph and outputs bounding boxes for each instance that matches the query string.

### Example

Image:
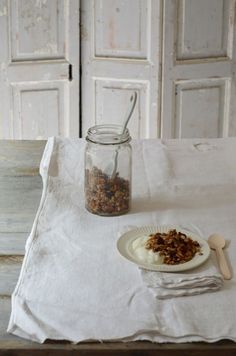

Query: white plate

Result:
[117,225,210,272]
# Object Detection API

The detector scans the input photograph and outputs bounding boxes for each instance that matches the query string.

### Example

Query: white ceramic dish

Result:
[117,225,211,272]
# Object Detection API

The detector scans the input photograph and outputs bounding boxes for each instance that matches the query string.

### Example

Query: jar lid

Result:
[86,124,131,145]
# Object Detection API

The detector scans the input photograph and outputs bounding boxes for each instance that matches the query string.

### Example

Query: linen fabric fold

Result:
[8,137,236,343]
[140,261,224,299]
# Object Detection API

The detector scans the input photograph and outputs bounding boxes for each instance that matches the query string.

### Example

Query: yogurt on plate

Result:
[131,235,164,265]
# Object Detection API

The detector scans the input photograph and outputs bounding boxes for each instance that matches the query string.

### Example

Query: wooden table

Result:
[0,140,236,355]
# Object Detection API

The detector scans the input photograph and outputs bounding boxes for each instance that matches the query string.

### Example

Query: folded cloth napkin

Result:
[140,260,224,299]
[119,226,223,299]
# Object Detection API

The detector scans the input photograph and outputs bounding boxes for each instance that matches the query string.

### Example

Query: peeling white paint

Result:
[10,109,14,139]
[0,6,7,17]
[42,73,51,80]
[193,143,217,152]
[1,62,6,71]
[36,0,48,8]
[33,43,57,54]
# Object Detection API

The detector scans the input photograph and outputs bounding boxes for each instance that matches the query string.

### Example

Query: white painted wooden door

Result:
[81,0,162,138]
[81,0,236,139]
[162,0,236,138]
[0,0,80,139]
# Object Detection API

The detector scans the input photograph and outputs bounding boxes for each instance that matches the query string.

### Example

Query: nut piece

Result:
[85,167,130,216]
[145,229,202,265]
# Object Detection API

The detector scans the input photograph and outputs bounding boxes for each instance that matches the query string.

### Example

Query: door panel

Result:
[176,0,231,60]
[175,79,229,138]
[94,0,148,59]
[95,79,148,138]
[0,0,79,139]
[10,0,66,61]
[162,0,236,138]
[11,81,67,139]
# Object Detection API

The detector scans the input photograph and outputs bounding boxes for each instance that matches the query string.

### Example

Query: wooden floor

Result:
[0,140,236,355]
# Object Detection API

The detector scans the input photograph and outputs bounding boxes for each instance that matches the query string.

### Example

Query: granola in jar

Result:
[84,124,132,216]
[85,167,130,216]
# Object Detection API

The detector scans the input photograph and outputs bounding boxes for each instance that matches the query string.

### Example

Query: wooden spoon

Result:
[208,234,231,280]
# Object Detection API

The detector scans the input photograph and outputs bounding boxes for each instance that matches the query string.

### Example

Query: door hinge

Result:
[69,64,73,81]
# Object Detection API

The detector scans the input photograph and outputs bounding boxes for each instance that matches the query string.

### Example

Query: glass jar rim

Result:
[86,124,131,145]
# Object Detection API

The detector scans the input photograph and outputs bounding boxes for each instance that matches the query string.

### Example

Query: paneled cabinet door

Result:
[0,0,80,139]
[162,0,236,138]
[81,0,162,138]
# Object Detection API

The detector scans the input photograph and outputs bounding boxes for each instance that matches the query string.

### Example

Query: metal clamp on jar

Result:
[84,124,132,216]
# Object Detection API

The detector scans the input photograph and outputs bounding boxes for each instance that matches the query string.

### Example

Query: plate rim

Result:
[117,225,211,272]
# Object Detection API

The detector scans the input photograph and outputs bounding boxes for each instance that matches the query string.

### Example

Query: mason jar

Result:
[84,124,132,216]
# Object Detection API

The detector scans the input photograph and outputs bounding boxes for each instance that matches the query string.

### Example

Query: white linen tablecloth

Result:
[8,137,236,343]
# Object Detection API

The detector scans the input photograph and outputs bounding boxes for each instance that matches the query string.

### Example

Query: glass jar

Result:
[84,124,132,216]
